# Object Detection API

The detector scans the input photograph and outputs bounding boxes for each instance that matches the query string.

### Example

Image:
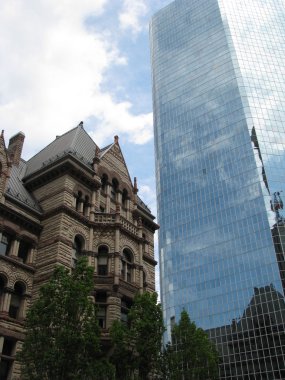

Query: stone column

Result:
[88,227,94,266]
[117,191,122,206]
[20,295,29,320]
[10,238,19,257]
[106,184,111,213]
[124,199,129,220]
[27,247,35,264]
[78,199,84,213]
[0,336,4,354]
[90,191,96,221]
[106,295,121,329]
[114,206,120,285]
[2,290,11,314]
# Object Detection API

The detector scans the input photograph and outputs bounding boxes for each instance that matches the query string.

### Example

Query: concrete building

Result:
[0,124,158,379]
[150,0,285,378]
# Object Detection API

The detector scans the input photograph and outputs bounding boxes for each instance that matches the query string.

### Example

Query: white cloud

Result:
[119,0,148,34]
[89,95,153,146]
[0,0,153,159]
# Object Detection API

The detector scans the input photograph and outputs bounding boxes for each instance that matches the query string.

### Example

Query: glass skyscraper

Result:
[150,0,285,378]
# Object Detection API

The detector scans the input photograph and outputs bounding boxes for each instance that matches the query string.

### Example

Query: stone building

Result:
[0,123,158,379]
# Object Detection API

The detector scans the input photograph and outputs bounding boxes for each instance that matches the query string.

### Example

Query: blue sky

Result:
[0,0,172,291]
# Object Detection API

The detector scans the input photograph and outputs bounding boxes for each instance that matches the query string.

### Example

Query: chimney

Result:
[8,132,25,166]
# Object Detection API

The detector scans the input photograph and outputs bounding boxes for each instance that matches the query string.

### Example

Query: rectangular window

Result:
[18,241,30,263]
[0,338,16,380]
[97,306,106,328]
[98,256,108,275]
[0,233,11,256]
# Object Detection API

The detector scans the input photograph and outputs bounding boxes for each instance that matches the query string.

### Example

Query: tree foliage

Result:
[165,310,219,380]
[110,292,165,380]
[19,258,114,380]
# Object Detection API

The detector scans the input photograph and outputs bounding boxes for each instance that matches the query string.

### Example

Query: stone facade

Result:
[0,124,158,379]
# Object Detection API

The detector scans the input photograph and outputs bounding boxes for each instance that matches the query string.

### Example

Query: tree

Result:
[19,257,114,380]
[110,292,165,380]
[165,310,219,380]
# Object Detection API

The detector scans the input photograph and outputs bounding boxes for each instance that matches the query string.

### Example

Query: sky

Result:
[0,0,172,292]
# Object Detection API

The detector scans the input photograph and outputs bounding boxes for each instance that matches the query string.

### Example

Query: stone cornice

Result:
[0,255,36,274]
[143,253,157,266]
[23,154,101,191]
[0,203,42,235]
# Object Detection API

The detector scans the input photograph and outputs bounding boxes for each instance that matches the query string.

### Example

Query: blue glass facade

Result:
[150,0,285,378]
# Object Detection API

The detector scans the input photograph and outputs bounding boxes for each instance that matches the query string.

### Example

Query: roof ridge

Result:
[26,124,79,163]
[70,122,83,150]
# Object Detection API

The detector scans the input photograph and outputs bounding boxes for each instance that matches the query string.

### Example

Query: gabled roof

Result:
[99,143,112,157]
[4,124,154,216]
[25,123,97,177]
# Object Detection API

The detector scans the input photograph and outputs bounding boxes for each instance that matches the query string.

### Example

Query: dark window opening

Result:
[98,246,108,275]
[121,249,133,282]
[0,276,6,311]
[111,178,119,201]
[9,282,25,319]
[75,191,82,211]
[121,298,132,325]
[83,195,89,216]
[122,189,128,208]
[96,292,107,329]
[97,306,106,328]
[18,241,30,263]
[101,174,108,193]
[72,235,84,268]
[0,338,16,380]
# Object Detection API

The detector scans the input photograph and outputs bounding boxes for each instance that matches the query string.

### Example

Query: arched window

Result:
[72,235,84,267]
[97,246,108,275]
[121,249,133,282]
[9,282,25,319]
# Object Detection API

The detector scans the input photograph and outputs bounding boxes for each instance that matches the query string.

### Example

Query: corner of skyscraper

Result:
[150,0,285,378]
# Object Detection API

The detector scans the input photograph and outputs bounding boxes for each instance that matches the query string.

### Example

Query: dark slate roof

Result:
[6,159,42,213]
[137,196,151,213]
[99,143,113,158]
[5,123,153,216]
[25,124,97,177]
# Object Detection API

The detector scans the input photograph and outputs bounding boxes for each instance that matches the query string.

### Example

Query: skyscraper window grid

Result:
[151,0,285,378]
